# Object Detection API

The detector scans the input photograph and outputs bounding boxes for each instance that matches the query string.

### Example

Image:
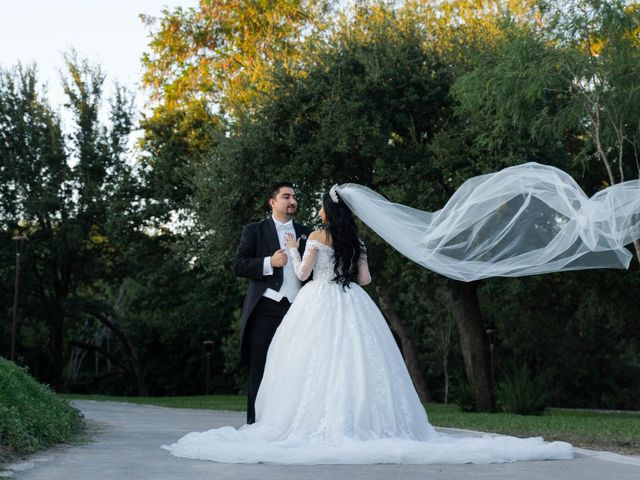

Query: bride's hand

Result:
[284,233,299,249]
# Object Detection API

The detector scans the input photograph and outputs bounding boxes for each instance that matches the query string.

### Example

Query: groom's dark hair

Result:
[267,181,295,209]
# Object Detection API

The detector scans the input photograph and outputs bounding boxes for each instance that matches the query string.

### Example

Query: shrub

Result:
[0,357,84,462]
[454,380,478,412]
[495,363,550,415]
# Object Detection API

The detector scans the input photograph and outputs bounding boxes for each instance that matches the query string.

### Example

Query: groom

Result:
[232,181,312,424]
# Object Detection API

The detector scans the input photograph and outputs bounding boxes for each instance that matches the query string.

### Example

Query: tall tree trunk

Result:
[438,281,494,412]
[376,288,433,403]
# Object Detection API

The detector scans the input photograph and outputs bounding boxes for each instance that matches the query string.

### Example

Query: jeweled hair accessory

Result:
[329,184,340,203]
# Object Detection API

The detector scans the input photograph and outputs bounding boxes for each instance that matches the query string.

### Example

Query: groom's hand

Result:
[270,249,288,268]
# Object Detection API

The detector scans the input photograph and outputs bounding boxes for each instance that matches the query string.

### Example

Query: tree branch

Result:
[68,340,130,373]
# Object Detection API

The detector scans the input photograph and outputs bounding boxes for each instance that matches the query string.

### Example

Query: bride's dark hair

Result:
[322,191,365,289]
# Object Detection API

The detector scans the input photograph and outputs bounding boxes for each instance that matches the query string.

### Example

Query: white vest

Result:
[263,219,302,303]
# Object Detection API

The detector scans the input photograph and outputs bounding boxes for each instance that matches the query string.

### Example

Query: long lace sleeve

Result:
[357,252,371,286]
[288,242,319,281]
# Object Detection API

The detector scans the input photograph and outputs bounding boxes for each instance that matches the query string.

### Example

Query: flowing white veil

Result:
[336,162,640,282]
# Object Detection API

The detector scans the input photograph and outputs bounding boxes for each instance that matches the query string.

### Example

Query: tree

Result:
[135,0,640,409]
[451,0,640,258]
[0,58,138,389]
[138,0,335,224]
[186,3,460,404]
[0,64,71,387]
[434,0,640,409]
[546,0,640,259]
[141,0,333,115]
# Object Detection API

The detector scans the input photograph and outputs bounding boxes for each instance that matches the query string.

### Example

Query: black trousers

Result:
[246,297,291,424]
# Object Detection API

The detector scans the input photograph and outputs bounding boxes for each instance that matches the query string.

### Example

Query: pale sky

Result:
[0,0,199,122]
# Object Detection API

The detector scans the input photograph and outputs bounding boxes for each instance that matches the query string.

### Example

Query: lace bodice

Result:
[303,239,336,282]
[288,239,371,285]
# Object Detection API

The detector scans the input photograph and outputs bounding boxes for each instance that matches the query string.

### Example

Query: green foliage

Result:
[141,0,334,114]
[450,1,640,185]
[0,59,141,388]
[0,58,240,398]
[220,311,249,393]
[2,1,640,411]
[455,380,478,412]
[184,5,464,394]
[434,0,640,410]
[495,363,550,415]
[114,254,239,396]
[480,271,640,409]
[182,1,640,409]
[0,357,83,462]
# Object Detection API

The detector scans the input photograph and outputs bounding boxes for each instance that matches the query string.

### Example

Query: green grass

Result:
[61,393,640,455]
[0,357,84,463]
[425,403,640,455]
[59,393,246,411]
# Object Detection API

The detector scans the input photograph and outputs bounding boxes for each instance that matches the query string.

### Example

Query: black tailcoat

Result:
[232,217,312,364]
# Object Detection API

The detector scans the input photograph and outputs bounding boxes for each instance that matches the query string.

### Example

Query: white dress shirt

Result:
[262,216,302,303]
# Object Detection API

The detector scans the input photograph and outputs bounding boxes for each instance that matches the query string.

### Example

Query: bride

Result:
[163,182,574,465]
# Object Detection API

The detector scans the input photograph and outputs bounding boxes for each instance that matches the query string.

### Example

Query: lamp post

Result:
[203,340,214,395]
[11,236,27,361]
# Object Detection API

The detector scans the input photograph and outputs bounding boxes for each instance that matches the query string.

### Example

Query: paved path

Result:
[2,400,639,480]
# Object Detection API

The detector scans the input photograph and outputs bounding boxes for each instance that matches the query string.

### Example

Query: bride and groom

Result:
[163,176,591,464]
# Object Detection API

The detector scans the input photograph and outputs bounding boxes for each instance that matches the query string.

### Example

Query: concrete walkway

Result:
[2,400,639,480]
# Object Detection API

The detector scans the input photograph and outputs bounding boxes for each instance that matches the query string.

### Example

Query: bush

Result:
[221,311,249,394]
[0,356,84,462]
[495,363,550,415]
[454,380,478,412]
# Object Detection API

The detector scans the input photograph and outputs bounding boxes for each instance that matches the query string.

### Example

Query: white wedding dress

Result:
[163,239,573,464]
